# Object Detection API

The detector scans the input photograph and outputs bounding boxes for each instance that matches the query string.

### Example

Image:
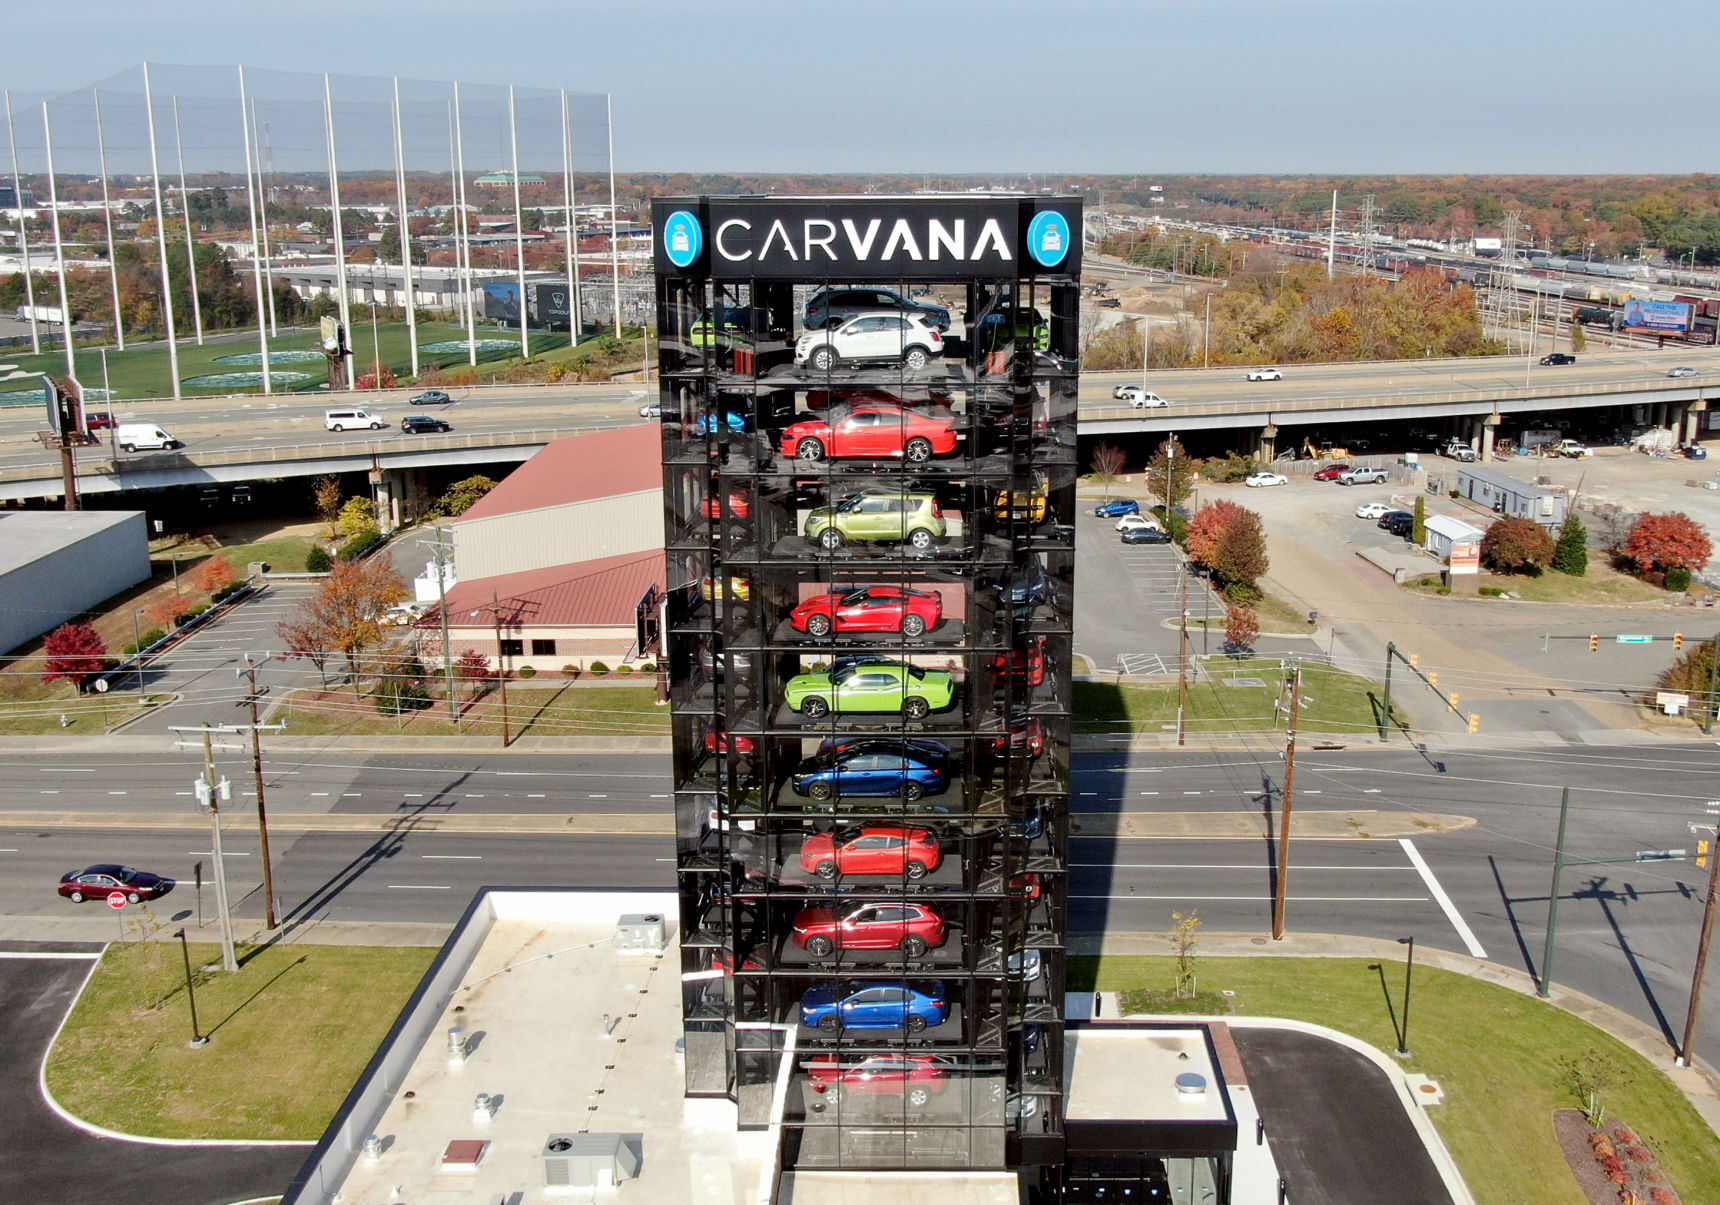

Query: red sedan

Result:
[993,638,1046,686]
[805,1054,948,1107]
[799,825,943,880]
[701,488,752,520]
[790,902,946,957]
[780,403,959,464]
[1312,463,1352,481]
[790,585,942,638]
[59,864,167,903]
[704,730,756,755]
[987,713,1045,758]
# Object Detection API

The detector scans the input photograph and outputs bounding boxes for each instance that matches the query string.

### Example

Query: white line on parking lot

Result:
[187,850,250,856]
[39,768,94,773]
[388,884,452,890]
[1400,838,1487,957]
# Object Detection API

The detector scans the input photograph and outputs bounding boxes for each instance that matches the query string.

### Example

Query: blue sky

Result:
[10,0,1718,174]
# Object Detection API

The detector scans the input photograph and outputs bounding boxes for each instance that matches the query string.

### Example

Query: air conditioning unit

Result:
[542,1132,640,1192]
[614,912,666,953]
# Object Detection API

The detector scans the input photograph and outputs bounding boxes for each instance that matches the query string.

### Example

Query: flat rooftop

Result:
[0,510,142,576]
[1065,1026,1230,1124]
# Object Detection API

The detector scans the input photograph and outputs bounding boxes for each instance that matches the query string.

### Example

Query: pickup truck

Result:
[1443,442,1477,462]
[1337,467,1388,485]
[1553,439,1590,459]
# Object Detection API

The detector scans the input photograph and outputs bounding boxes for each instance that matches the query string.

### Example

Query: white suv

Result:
[326,408,385,432]
[795,313,943,372]
[1113,385,1168,408]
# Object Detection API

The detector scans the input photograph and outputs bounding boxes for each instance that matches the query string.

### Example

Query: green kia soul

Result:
[783,659,957,720]
[803,490,947,551]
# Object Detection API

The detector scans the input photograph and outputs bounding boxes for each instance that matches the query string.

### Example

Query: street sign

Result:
[1637,849,1688,861]
[107,891,127,909]
[1616,635,1654,644]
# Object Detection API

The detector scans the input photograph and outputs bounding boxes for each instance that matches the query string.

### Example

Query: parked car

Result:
[694,404,750,435]
[325,408,384,432]
[1443,442,1477,462]
[1553,438,1591,459]
[1355,501,1392,519]
[59,864,167,903]
[1378,511,1414,536]
[1116,513,1162,533]
[795,313,945,371]
[799,981,950,1033]
[699,572,752,604]
[802,489,946,552]
[1337,467,1388,485]
[791,902,947,958]
[409,390,452,405]
[401,414,451,434]
[996,554,1053,612]
[1246,367,1283,381]
[779,403,959,464]
[1114,385,1168,408]
[1093,498,1140,518]
[992,638,1047,687]
[1668,366,1700,378]
[782,660,956,720]
[701,488,752,520]
[1539,353,1576,366]
[791,745,950,801]
[1312,464,1353,481]
[790,585,942,638]
[1121,527,1172,545]
[986,708,1045,757]
[1096,296,1121,308]
[381,602,428,626]
[1244,472,1288,488]
[805,1054,947,1107]
[704,729,755,755]
[805,287,949,332]
[798,825,943,880]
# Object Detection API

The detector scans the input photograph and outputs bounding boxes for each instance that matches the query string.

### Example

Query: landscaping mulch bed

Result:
[1554,1108,1683,1205]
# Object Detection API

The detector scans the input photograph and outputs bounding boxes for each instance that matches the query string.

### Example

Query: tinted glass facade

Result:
[655,195,1079,1172]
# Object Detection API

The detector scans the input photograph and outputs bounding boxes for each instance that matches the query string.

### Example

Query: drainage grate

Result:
[1222,677,1268,688]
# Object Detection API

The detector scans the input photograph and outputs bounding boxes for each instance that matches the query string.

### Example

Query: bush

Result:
[561,663,581,679]
[1436,585,1452,595]
[121,629,167,656]
[305,545,332,573]
[588,661,609,676]
[1667,566,1693,592]
[211,582,246,604]
[637,662,657,673]
[517,665,536,679]
[1417,575,1442,588]
[337,529,382,562]
[1152,505,1189,545]
[1223,581,1261,607]
[1479,585,1506,597]
[617,664,634,675]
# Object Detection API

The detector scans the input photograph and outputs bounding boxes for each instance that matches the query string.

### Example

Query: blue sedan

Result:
[800,981,950,1033]
[1093,499,1140,518]
[694,407,749,436]
[792,745,950,802]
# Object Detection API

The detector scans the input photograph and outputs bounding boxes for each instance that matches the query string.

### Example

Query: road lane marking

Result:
[590,794,608,798]
[311,792,330,797]
[39,768,94,772]
[1400,838,1487,958]
[342,793,361,797]
[107,791,126,795]
[40,790,58,795]
[388,884,452,890]
[187,850,250,856]
[1141,791,1159,796]
[403,793,422,798]
[463,794,486,798]
[527,794,546,798]
[422,855,482,860]
[1071,893,1427,902]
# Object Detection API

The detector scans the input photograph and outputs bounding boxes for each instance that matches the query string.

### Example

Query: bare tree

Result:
[1090,441,1127,502]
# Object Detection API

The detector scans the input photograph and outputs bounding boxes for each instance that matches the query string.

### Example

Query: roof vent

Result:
[1175,1071,1208,1097]
[614,913,666,954]
[542,1132,640,1192]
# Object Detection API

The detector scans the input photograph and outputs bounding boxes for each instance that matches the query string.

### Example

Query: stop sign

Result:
[107,892,126,909]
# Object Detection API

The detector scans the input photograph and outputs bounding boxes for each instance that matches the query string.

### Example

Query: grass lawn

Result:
[1403,560,1667,605]
[1076,657,1394,739]
[1072,954,1720,1205]
[213,533,326,576]
[46,938,435,1140]
[275,682,670,738]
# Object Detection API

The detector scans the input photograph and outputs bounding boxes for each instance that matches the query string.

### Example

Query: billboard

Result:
[483,281,522,323]
[1621,299,1692,332]
[530,283,572,330]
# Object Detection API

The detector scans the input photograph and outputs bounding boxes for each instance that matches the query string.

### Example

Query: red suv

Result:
[780,403,959,464]
[1312,464,1352,481]
[799,825,943,880]
[790,585,942,638]
[790,902,947,957]
[805,1054,948,1107]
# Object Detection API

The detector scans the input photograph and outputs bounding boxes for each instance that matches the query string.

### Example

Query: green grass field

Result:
[1076,657,1395,738]
[274,682,670,738]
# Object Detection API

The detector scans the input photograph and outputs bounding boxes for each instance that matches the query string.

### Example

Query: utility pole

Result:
[236,654,282,930]
[1539,787,1572,999]
[1680,800,1720,1068]
[1272,666,1303,940]
[417,529,459,725]
[1176,559,1190,747]
[1203,293,1211,369]
[1380,641,1395,742]
[172,726,239,973]
[1704,636,1720,736]
[470,590,514,748]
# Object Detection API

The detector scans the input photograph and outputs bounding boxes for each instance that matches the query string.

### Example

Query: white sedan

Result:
[1244,472,1288,488]
[1355,501,1392,519]
[1246,367,1283,382]
[1113,384,1168,408]
[1116,514,1164,533]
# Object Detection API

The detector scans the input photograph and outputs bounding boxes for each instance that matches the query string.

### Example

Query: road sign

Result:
[1616,635,1654,644]
[1637,849,1688,861]
[107,892,127,909]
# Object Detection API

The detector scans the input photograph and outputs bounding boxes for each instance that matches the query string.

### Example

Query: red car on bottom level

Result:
[791,902,947,958]
[798,825,943,880]
[993,638,1046,686]
[790,585,943,638]
[805,1054,948,1107]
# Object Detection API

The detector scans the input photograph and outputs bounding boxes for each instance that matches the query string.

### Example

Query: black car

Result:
[1380,512,1415,537]
[1376,510,1413,530]
[1539,353,1576,366]
[410,390,452,405]
[804,287,950,332]
[1120,527,1172,545]
[401,415,452,434]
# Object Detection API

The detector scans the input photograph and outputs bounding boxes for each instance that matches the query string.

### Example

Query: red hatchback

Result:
[790,585,942,638]
[799,825,943,880]
[780,404,959,464]
[805,1053,948,1107]
[791,902,947,957]
[1312,463,1352,481]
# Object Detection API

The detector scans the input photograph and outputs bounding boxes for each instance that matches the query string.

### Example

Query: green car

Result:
[803,490,947,552]
[784,660,956,720]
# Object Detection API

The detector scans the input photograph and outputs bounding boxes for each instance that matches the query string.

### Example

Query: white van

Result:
[115,424,181,452]
[325,408,385,432]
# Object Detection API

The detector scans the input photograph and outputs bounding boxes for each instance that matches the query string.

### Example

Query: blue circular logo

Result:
[661,210,702,269]
[1027,210,1071,268]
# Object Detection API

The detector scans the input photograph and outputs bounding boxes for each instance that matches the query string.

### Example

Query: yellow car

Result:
[992,475,1048,524]
[700,573,753,603]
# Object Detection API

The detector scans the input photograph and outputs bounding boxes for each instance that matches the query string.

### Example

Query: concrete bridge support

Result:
[1481,413,1499,461]
[1685,399,1709,445]
[1256,424,1278,463]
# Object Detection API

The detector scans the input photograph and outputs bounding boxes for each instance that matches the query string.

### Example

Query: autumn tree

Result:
[1623,512,1712,576]
[1552,514,1589,577]
[145,596,183,631]
[1090,441,1127,501]
[428,475,499,519]
[312,476,343,538]
[1412,496,1426,545]
[1144,438,1195,509]
[454,648,498,703]
[1656,639,1720,724]
[1480,517,1556,574]
[356,360,397,390]
[339,496,378,540]
[191,553,235,596]
[1224,605,1260,656]
[276,559,409,697]
[1212,508,1269,591]
[42,623,109,689]
[1185,500,1245,567]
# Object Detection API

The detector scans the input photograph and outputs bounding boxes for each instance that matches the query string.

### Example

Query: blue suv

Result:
[1093,499,1140,518]
[799,981,950,1033]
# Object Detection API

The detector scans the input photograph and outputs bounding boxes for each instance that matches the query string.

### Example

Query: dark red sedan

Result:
[798,825,943,880]
[790,902,947,957]
[780,403,959,464]
[805,1053,948,1107]
[790,585,942,638]
[1312,463,1352,481]
[59,864,167,903]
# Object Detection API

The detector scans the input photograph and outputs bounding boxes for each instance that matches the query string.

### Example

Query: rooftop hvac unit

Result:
[614,912,666,954]
[542,1132,640,1192]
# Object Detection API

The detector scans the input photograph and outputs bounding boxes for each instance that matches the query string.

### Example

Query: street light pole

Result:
[1272,666,1302,940]
[1539,787,1572,999]
[1395,935,1415,1057]
[472,590,512,747]
[1679,803,1720,1068]
[175,726,239,973]
[173,928,208,1048]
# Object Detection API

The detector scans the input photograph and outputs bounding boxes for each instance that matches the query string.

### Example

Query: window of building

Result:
[531,639,557,656]
[499,639,524,658]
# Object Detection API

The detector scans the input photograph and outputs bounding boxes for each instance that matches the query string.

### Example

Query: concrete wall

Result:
[454,490,661,580]
[0,512,150,655]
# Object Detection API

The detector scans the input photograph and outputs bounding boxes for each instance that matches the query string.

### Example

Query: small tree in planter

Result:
[454,649,497,702]
[1224,604,1260,656]
[1167,910,1202,999]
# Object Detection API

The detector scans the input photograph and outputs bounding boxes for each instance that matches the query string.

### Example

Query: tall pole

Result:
[422,530,458,725]
[92,89,125,351]
[1680,809,1720,1066]
[1176,557,1189,748]
[605,94,621,337]
[1539,787,1572,999]
[1273,666,1303,940]
[172,96,205,346]
[1326,188,1338,280]
[560,89,583,339]
[490,590,511,748]
[1203,292,1211,370]
[452,84,477,367]
[1139,317,1150,391]
[323,74,353,390]
[174,929,208,1047]
[1704,636,1720,736]
[251,102,279,337]
[1396,936,1415,1057]
[240,655,278,930]
[39,102,73,377]
[5,90,42,355]
[237,68,272,395]
[142,63,182,399]
[191,727,239,973]
[392,78,419,378]
[1380,641,1395,741]
[507,85,530,361]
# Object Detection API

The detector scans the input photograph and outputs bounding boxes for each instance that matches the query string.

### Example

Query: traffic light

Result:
[1700,840,1710,869]
[1428,671,1438,689]
[1468,712,1480,733]
[1409,653,1419,668]
[1449,691,1460,712]
[1676,632,1685,650]
[1590,634,1599,652]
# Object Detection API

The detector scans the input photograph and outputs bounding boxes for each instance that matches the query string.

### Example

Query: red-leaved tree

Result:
[1623,512,1712,575]
[42,622,109,688]
[455,649,498,700]
[356,360,398,390]
[1224,605,1260,655]
[191,553,235,596]
[1185,499,1245,566]
[1481,517,1556,574]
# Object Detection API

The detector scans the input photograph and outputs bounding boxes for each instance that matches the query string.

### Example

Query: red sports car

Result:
[780,403,959,464]
[992,638,1046,687]
[1010,873,1043,900]
[790,585,942,638]
[701,488,752,520]
[790,902,946,957]
[805,1053,948,1107]
[987,713,1045,757]
[704,729,756,755]
[799,825,943,880]
[1312,463,1352,481]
